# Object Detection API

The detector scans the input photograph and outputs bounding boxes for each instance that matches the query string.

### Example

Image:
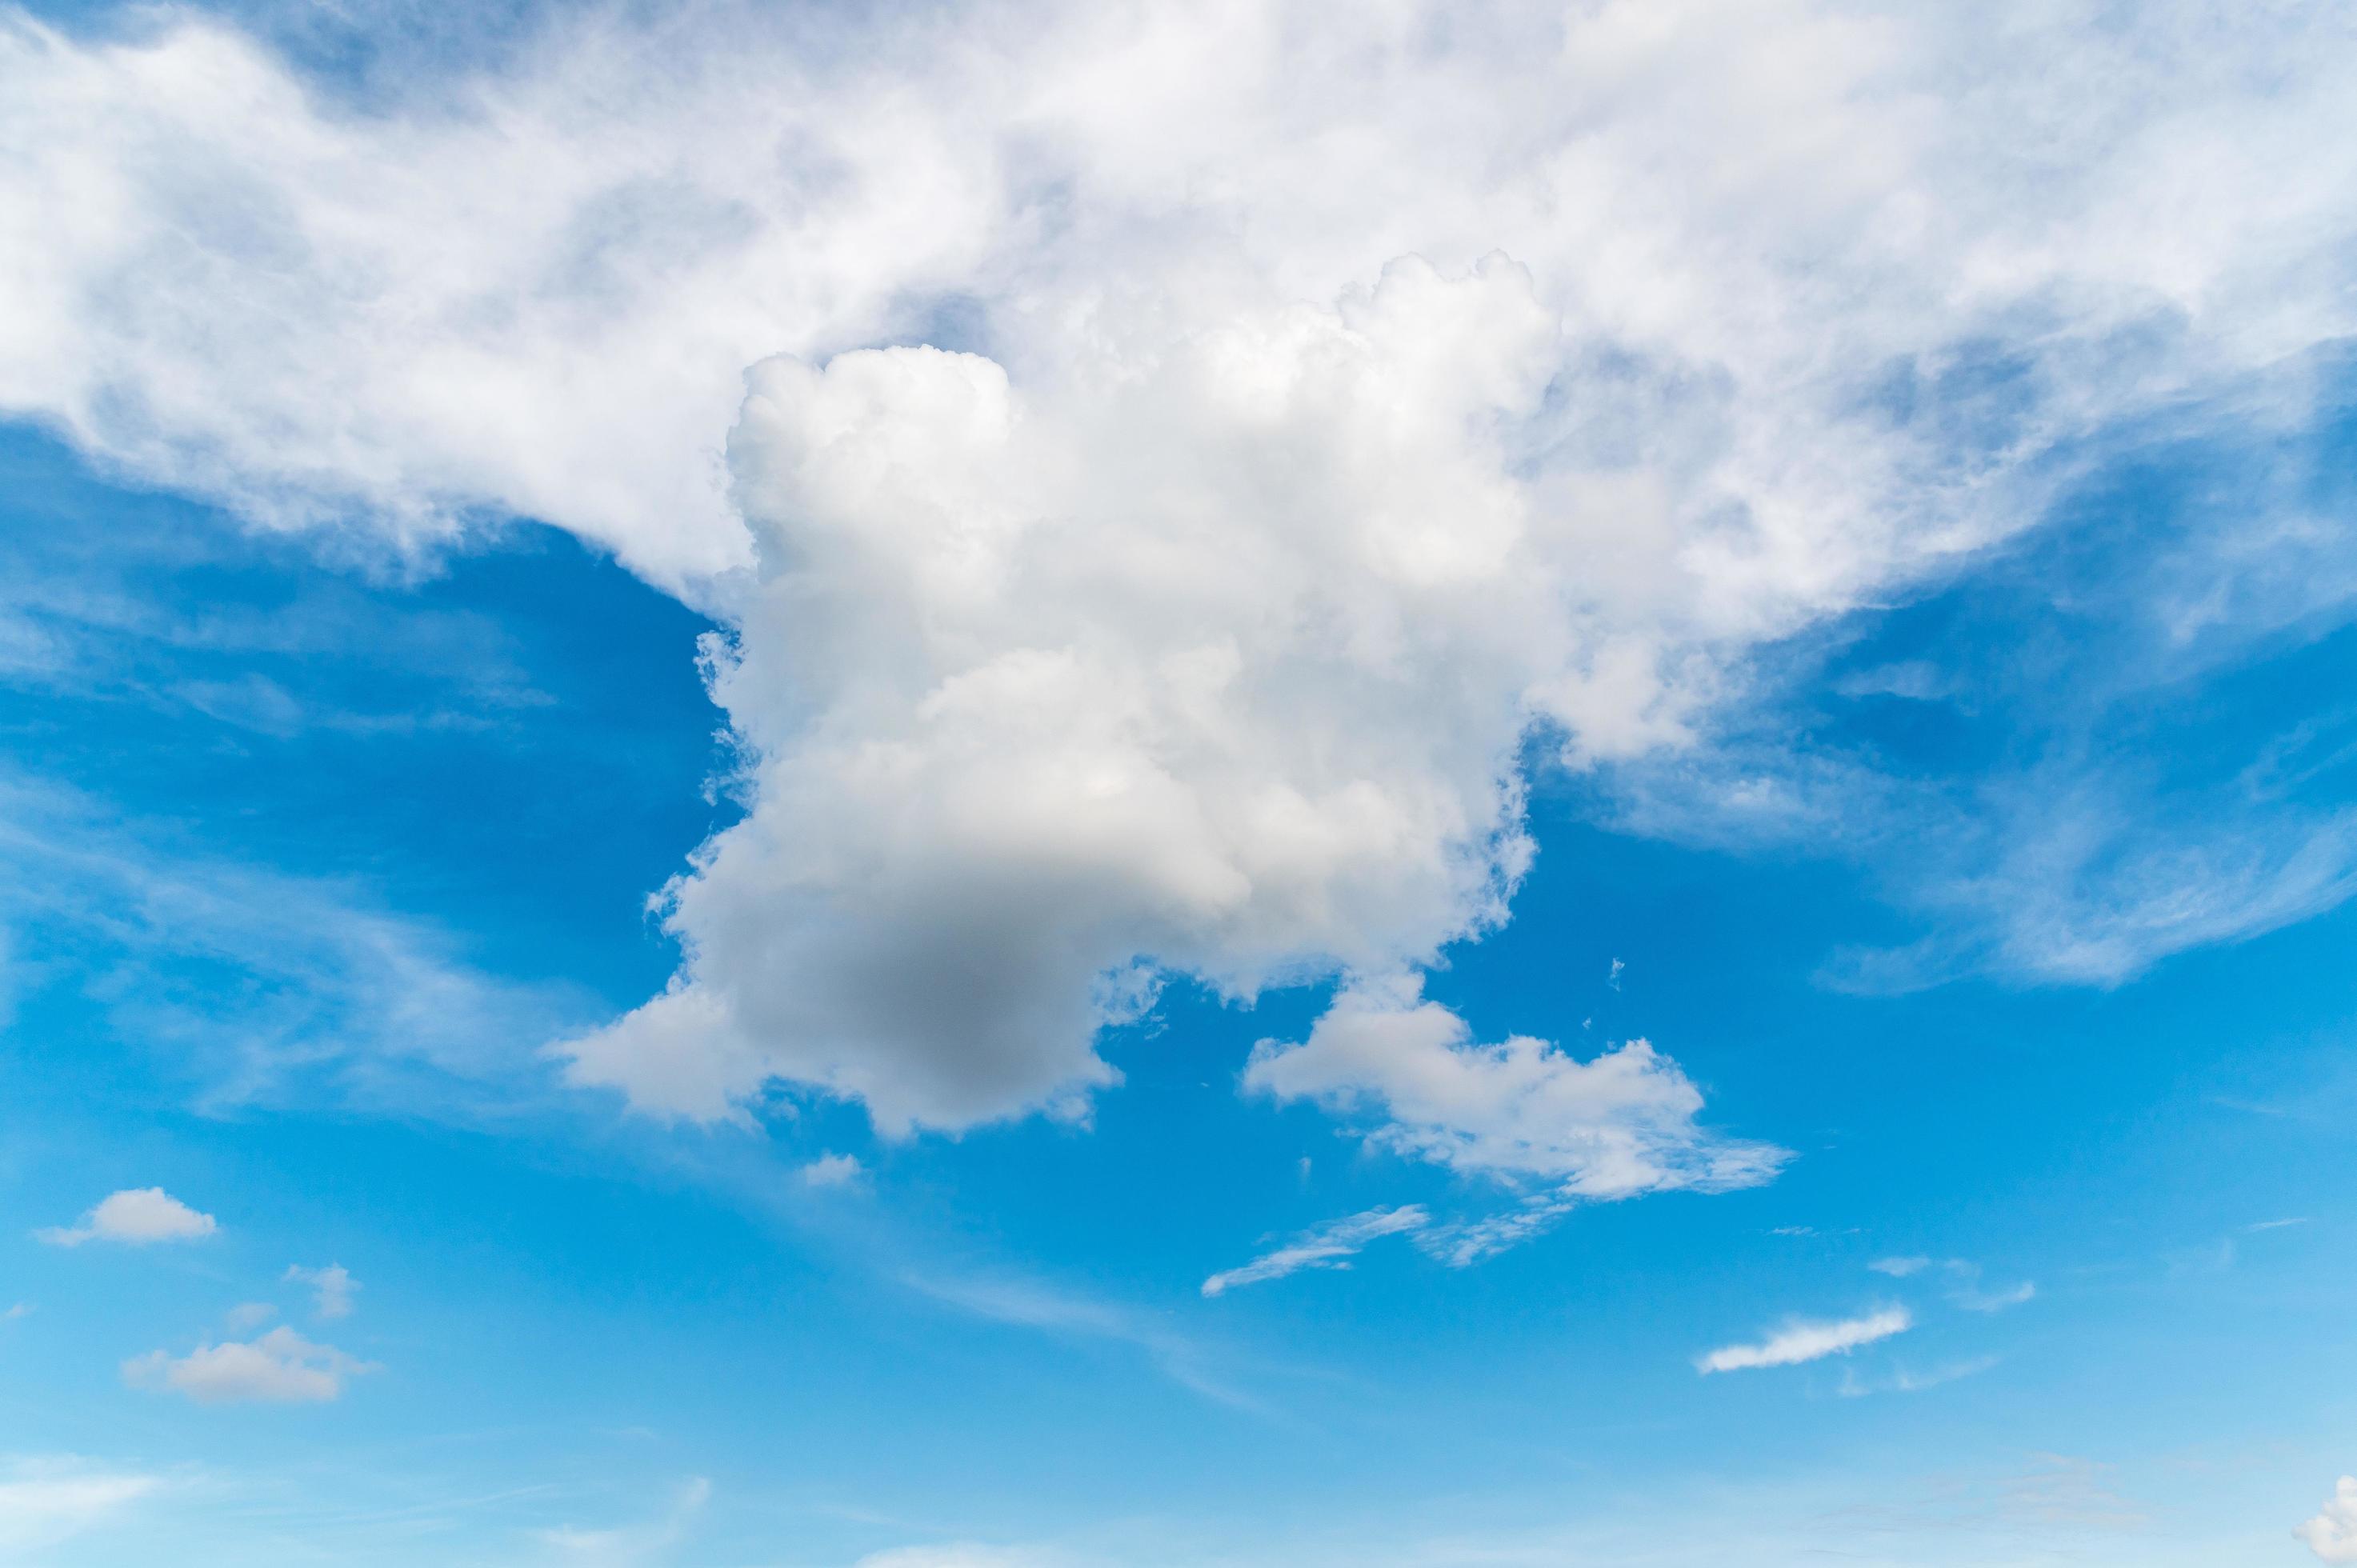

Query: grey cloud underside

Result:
[5,2,2356,1137]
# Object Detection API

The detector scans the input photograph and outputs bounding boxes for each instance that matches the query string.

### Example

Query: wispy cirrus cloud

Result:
[1202,1206,1429,1298]
[0,774,590,1116]
[1696,1308,1911,1374]
[906,1271,1261,1412]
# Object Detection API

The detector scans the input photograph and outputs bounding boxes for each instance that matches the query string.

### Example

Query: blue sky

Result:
[4,2,2357,1564]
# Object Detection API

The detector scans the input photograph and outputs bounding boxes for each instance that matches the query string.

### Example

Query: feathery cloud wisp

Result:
[1697,1308,1911,1374]
[1202,1206,1430,1298]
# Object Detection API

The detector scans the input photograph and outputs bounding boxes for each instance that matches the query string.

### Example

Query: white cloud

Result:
[1870,1256,1932,1277]
[2299,1477,2357,1564]
[8,2,2357,1133]
[1696,1307,1911,1374]
[798,1153,865,1189]
[284,1263,357,1320]
[2,1302,30,1322]
[122,1326,377,1403]
[35,1186,215,1246]
[0,1458,155,1555]
[224,1302,276,1331]
[1201,1205,1428,1298]
[1244,977,1786,1204]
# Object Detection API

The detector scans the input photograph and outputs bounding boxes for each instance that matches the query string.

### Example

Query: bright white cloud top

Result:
[34,1187,217,1246]
[1695,1308,1912,1374]
[6,0,2357,1144]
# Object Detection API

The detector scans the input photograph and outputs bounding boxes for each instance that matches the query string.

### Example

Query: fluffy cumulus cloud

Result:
[1247,976,1786,1202]
[1695,1307,1911,1374]
[7,2,2357,1134]
[34,1186,215,1246]
[122,1326,377,1403]
[1202,1204,1429,1297]
[2303,1478,2357,1565]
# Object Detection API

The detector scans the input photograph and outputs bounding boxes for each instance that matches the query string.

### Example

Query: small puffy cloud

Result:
[224,1302,276,1331]
[284,1263,356,1320]
[123,1326,377,1404]
[1244,977,1787,1202]
[1696,1307,1911,1374]
[799,1154,865,1189]
[1869,1255,1931,1277]
[1201,1206,1428,1298]
[2299,1477,2357,1563]
[35,1188,216,1246]
[0,1458,156,1555]
[3,1302,30,1322]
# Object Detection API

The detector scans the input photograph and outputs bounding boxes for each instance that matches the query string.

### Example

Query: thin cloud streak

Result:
[1696,1308,1912,1375]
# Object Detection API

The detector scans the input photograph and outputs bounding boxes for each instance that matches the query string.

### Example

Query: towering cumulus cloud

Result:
[4,2,2355,1134]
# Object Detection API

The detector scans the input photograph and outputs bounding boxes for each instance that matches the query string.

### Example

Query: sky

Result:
[2,0,2356,1562]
